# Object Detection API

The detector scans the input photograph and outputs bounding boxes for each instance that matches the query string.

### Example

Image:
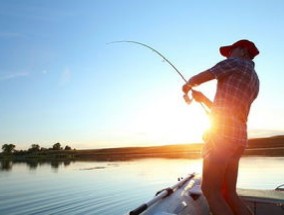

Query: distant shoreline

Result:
[72,136,284,160]
[1,136,284,162]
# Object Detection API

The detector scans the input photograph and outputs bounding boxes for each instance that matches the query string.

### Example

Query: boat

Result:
[128,173,284,215]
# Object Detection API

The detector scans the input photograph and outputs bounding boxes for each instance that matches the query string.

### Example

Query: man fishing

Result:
[182,39,259,215]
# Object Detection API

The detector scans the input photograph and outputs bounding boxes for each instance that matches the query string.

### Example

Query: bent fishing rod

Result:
[108,40,208,113]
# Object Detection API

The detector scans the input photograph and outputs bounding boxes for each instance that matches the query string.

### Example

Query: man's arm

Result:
[182,70,215,94]
[192,90,213,109]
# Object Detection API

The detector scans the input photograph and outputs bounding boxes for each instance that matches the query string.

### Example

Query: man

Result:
[182,39,259,215]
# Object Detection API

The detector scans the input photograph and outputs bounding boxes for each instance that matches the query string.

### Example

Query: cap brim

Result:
[219,45,233,57]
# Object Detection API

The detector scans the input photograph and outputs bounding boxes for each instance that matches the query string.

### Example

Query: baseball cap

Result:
[219,39,259,59]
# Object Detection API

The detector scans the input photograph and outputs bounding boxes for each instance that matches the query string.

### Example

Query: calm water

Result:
[0,157,284,215]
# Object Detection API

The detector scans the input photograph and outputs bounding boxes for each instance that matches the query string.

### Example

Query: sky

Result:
[0,0,284,150]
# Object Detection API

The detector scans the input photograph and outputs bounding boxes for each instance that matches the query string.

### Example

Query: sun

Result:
[123,93,211,146]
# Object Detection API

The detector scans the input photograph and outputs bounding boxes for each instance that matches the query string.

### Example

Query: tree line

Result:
[1,143,74,154]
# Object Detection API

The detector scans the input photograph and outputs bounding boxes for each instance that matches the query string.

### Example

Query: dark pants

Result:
[201,140,252,215]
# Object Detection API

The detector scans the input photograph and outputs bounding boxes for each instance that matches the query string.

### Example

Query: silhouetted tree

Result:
[64,145,71,150]
[52,142,62,150]
[1,144,16,154]
[28,144,40,152]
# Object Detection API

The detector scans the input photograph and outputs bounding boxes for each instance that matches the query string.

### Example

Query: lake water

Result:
[0,156,284,215]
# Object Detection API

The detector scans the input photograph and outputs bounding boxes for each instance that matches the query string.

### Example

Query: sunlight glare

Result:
[124,92,210,146]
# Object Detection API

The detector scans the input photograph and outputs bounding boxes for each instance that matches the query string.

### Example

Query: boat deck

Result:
[239,188,284,215]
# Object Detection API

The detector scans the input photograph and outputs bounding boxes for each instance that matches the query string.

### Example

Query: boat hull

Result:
[129,173,284,215]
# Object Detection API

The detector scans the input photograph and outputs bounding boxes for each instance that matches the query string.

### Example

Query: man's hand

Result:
[182,83,192,94]
[192,90,213,109]
[191,90,205,103]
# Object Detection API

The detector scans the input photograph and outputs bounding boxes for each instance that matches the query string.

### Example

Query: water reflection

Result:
[0,157,283,215]
[0,159,73,171]
[0,160,13,171]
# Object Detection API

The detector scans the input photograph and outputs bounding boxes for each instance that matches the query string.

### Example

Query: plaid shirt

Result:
[206,58,259,147]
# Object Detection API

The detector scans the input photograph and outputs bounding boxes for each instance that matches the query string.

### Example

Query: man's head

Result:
[220,39,259,60]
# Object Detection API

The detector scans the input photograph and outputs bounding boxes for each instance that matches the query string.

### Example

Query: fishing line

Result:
[107,40,209,114]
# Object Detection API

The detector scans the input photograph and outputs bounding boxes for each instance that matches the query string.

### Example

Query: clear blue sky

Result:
[1,0,283,150]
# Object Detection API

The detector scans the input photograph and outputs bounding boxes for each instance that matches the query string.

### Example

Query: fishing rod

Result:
[108,40,188,82]
[108,40,208,113]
